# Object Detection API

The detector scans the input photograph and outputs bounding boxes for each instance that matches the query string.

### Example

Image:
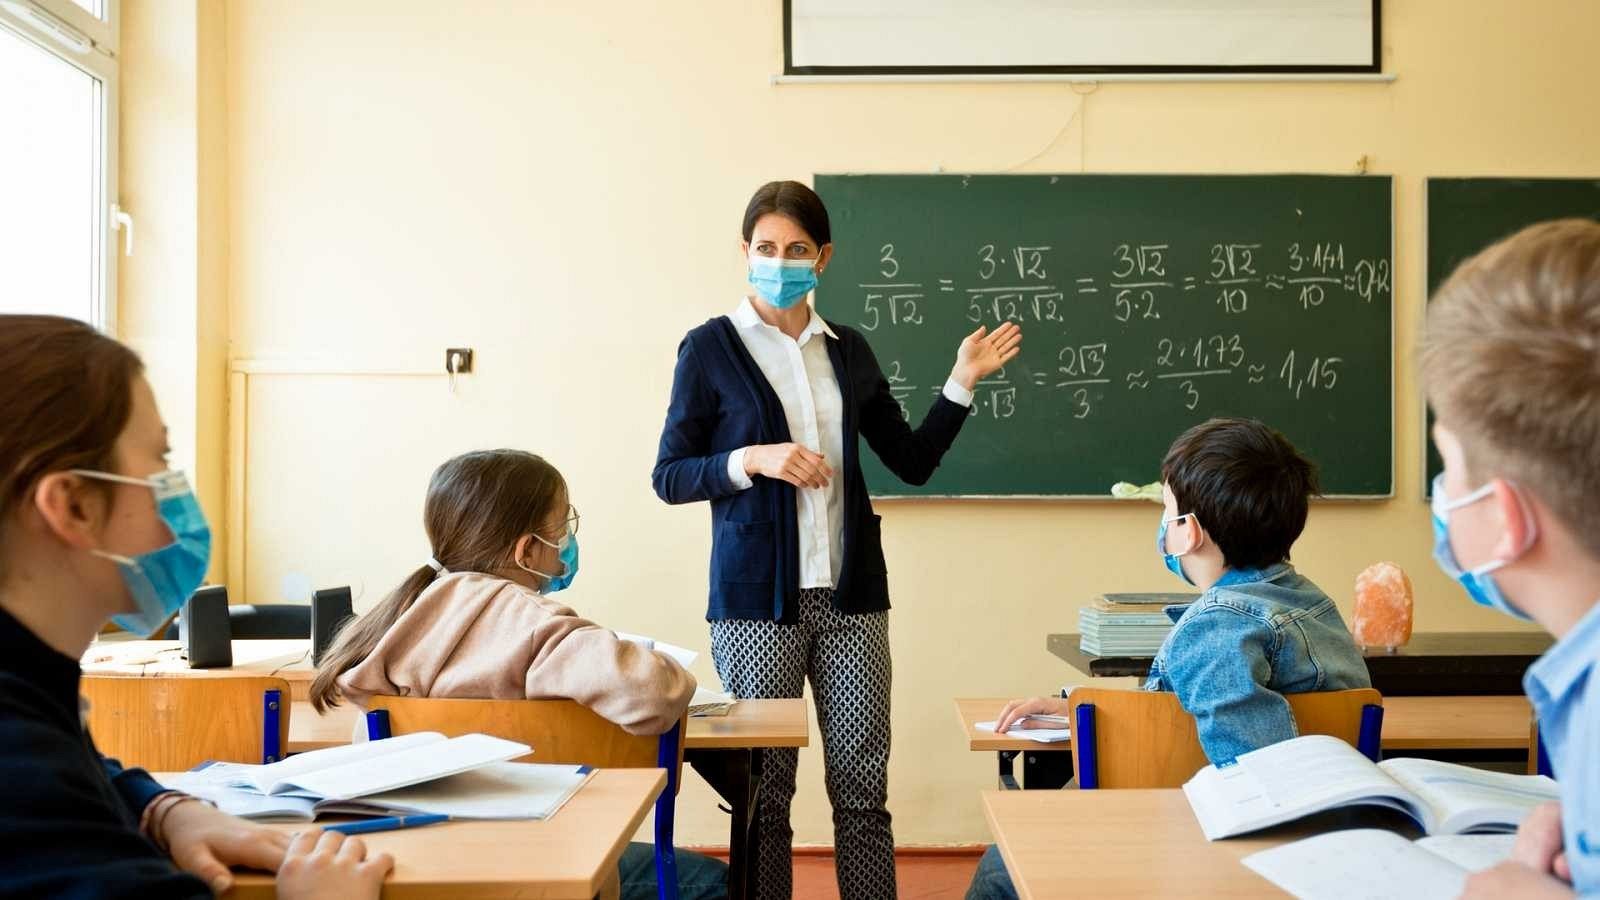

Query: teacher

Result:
[652,180,1021,899]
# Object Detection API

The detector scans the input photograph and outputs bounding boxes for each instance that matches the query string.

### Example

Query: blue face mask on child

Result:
[1429,473,1536,621]
[74,469,212,637]
[748,256,818,309]
[520,532,579,594]
[1156,514,1197,586]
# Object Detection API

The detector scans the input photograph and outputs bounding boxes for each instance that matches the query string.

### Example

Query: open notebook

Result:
[162,732,591,821]
[689,686,736,717]
[975,718,1071,743]
[1184,734,1558,840]
[1242,830,1516,899]
[615,631,698,669]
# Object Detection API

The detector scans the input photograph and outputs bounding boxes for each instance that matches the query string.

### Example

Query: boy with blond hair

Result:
[1423,218,1600,898]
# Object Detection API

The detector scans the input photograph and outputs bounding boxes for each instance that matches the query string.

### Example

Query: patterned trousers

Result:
[710,588,896,900]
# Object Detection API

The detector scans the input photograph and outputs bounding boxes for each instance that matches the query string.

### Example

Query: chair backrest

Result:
[1530,720,1553,777]
[82,674,292,771]
[1069,687,1384,789]
[365,696,687,793]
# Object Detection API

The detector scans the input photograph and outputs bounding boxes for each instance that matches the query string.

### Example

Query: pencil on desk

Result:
[325,813,449,835]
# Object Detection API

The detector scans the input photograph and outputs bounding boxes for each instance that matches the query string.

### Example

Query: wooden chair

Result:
[81,674,291,771]
[365,696,686,900]
[1069,687,1384,789]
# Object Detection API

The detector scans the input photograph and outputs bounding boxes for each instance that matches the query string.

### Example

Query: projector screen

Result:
[786,0,1380,75]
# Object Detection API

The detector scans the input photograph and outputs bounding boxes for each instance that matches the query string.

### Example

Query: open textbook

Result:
[1184,734,1557,841]
[161,732,590,822]
[1242,830,1515,899]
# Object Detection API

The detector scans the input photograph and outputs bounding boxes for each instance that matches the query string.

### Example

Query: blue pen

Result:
[325,813,449,835]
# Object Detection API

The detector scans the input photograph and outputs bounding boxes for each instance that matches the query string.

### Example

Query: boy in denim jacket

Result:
[1424,219,1600,900]
[1142,417,1371,764]
[967,418,1368,900]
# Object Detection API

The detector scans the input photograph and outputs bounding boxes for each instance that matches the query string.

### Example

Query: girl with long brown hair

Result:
[308,448,729,899]
[0,315,391,899]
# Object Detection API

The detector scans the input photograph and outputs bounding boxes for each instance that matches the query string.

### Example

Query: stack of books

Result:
[1078,592,1197,656]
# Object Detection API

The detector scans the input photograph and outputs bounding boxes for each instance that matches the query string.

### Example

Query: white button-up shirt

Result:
[725,297,972,588]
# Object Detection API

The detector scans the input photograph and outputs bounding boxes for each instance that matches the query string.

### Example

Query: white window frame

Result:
[0,0,120,332]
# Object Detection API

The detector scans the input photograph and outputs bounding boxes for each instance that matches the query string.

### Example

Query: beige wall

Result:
[119,0,228,580]
[119,0,1599,846]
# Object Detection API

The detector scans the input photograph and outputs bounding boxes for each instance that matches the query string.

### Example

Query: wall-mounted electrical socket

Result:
[445,348,474,374]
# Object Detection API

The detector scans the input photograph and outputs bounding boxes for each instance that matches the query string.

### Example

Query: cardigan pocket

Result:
[715,520,776,584]
[855,514,888,575]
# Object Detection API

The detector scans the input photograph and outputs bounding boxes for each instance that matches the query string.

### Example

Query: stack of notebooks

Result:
[1078,592,1197,656]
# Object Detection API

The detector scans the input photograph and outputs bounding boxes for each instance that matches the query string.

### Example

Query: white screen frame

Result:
[785,0,1380,76]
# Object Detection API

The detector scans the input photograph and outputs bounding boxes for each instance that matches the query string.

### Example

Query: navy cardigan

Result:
[652,315,968,622]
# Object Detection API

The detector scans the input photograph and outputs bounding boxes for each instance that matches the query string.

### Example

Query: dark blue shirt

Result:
[0,606,209,899]
[652,315,968,622]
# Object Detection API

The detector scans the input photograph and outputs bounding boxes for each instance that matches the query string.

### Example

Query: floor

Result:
[696,849,982,900]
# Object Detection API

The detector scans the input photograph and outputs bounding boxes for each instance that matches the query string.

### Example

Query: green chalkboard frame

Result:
[1422,177,1600,498]
[814,173,1395,501]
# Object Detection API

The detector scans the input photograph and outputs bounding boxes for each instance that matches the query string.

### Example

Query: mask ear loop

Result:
[70,470,166,566]
[1163,514,1201,557]
[516,533,564,582]
[69,469,159,488]
[1468,481,1541,576]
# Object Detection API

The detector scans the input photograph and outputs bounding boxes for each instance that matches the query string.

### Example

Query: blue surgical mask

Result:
[1429,472,1536,620]
[748,256,818,309]
[521,533,579,594]
[74,469,212,637]
[1157,514,1197,586]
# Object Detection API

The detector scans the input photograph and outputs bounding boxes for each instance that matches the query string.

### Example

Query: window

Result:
[0,0,118,328]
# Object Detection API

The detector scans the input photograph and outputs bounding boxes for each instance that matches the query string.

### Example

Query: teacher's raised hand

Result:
[950,322,1023,392]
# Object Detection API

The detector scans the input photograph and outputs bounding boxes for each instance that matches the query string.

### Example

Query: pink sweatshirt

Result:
[336,571,695,735]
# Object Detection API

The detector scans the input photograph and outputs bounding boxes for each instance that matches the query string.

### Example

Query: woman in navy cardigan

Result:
[653,181,1021,899]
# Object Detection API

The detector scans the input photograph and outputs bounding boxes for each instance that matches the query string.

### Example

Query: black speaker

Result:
[179,585,233,669]
[311,586,354,665]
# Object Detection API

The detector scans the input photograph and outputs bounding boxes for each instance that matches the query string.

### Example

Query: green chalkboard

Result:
[1424,178,1600,494]
[813,174,1394,498]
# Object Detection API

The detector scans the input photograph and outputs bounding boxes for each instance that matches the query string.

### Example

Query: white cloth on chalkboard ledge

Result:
[721,297,973,590]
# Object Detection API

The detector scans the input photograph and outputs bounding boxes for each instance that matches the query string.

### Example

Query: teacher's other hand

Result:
[951,322,1023,391]
[745,443,834,490]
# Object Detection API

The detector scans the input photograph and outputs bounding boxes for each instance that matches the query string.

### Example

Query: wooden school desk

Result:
[81,639,317,701]
[165,767,665,900]
[954,697,1075,790]
[288,698,810,900]
[983,788,1422,899]
[1048,631,1552,696]
[956,695,1534,789]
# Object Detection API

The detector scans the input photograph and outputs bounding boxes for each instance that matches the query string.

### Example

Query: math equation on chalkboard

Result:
[814,174,1393,497]
[860,239,1391,422]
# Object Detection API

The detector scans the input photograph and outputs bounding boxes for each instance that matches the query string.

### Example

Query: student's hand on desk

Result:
[277,829,394,900]
[1513,801,1573,881]
[951,322,1023,391]
[994,696,1070,733]
[1460,861,1574,899]
[745,443,833,489]
[159,799,291,894]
